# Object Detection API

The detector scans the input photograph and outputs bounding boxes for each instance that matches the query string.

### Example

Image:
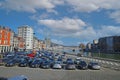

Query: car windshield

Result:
[92,63,98,65]
[55,61,61,64]
[80,61,87,65]
[33,60,40,63]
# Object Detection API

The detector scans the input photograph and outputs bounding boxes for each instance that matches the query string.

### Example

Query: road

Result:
[0,66,120,80]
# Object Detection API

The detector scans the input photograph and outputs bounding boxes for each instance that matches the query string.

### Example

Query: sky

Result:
[0,0,120,46]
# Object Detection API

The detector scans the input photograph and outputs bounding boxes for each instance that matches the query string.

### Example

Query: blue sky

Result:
[0,0,120,46]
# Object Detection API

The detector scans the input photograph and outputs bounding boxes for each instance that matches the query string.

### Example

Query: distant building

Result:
[40,40,46,50]
[99,36,120,53]
[91,39,99,52]
[33,37,39,50]
[0,26,14,53]
[86,43,92,52]
[45,38,51,50]
[13,35,25,51]
[10,31,15,52]
[93,39,98,44]
[18,25,33,50]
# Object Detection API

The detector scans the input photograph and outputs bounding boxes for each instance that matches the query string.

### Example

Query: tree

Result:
[79,43,86,51]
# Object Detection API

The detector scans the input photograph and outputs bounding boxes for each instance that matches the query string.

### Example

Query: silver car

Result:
[88,62,101,70]
[65,62,76,70]
[53,61,62,69]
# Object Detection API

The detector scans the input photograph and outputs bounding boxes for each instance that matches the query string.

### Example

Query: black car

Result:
[76,60,87,70]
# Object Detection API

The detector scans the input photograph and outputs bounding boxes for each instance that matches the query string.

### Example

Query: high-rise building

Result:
[18,25,33,50]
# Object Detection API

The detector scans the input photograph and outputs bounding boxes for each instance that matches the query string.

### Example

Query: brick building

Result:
[0,26,14,53]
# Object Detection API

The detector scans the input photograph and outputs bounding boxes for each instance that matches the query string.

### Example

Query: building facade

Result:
[86,43,92,52]
[91,39,99,52]
[33,37,39,50]
[18,25,33,50]
[13,35,25,51]
[45,38,51,50]
[10,31,15,52]
[99,36,120,53]
[0,26,14,53]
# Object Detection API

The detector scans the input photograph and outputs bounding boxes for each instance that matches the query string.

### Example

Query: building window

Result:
[0,30,2,33]
[0,34,2,38]
[4,40,6,44]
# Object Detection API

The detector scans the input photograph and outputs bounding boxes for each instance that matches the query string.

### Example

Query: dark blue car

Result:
[40,60,51,69]
[29,58,42,68]
[5,60,16,67]
[77,61,87,70]
[18,58,28,67]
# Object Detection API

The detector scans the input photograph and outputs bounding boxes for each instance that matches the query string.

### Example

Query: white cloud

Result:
[38,17,120,41]
[1,0,120,13]
[51,39,64,44]
[38,17,87,37]
[39,17,86,31]
[97,26,120,37]
[0,0,64,13]
[66,0,120,12]
[109,11,120,23]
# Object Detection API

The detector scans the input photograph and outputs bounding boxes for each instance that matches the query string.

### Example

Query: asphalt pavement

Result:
[0,65,120,80]
[0,54,120,80]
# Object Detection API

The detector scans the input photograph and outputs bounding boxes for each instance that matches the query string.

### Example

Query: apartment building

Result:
[18,25,33,50]
[0,26,14,53]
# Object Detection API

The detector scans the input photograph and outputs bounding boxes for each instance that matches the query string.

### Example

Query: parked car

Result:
[29,59,41,68]
[88,62,101,70]
[52,61,62,69]
[3,55,15,63]
[8,75,28,80]
[65,61,76,70]
[61,54,66,59]
[18,58,28,67]
[77,60,87,70]
[40,60,50,69]
[65,58,73,64]
[74,57,81,64]
[5,60,16,67]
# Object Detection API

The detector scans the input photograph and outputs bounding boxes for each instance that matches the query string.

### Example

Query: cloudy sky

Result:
[0,0,120,46]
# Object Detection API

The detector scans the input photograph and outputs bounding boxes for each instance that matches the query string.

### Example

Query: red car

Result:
[27,53,35,58]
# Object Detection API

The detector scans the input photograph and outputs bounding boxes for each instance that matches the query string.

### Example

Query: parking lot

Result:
[0,52,120,80]
[0,66,120,80]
